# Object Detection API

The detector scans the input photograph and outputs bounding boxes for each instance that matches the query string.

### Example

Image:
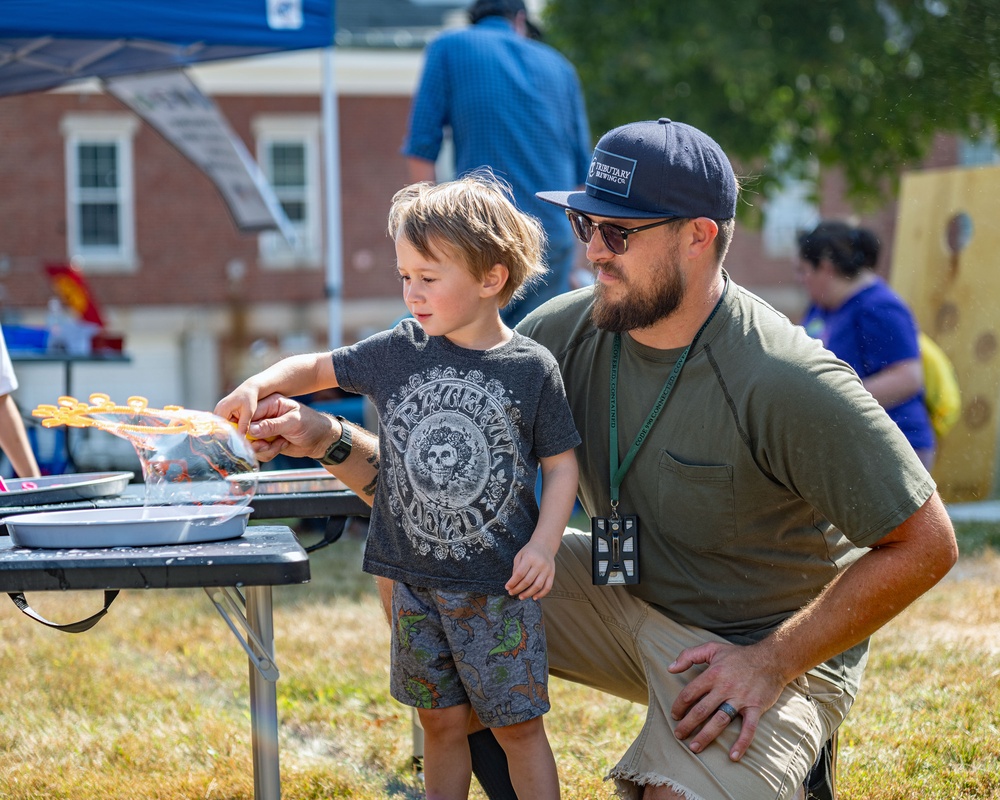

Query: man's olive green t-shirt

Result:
[517,275,935,694]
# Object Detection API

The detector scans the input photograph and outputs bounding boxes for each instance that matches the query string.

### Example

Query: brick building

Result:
[0,1,986,470]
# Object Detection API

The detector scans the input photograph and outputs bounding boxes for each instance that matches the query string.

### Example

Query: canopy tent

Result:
[0,0,334,93]
[0,0,345,347]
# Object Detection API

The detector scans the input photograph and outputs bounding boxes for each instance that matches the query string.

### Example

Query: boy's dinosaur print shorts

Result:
[390,582,550,727]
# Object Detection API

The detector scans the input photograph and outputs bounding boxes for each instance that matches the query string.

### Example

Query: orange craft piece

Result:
[34,394,191,436]
[32,394,258,510]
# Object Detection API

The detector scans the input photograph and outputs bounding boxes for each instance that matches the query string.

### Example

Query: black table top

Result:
[0,525,310,592]
[250,487,371,521]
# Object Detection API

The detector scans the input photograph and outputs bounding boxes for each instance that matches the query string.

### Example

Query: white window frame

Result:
[761,148,820,260]
[762,177,820,260]
[252,114,322,269]
[60,113,140,273]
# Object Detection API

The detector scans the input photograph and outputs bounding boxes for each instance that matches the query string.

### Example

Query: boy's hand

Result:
[214,383,261,435]
[506,540,556,600]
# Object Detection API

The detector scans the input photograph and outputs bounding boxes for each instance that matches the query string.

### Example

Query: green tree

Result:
[543,0,1000,213]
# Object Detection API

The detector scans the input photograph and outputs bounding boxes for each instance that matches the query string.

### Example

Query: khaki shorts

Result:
[541,532,854,800]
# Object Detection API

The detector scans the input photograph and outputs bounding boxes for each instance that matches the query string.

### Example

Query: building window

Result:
[762,177,819,259]
[60,114,139,272]
[761,147,820,259]
[253,115,322,268]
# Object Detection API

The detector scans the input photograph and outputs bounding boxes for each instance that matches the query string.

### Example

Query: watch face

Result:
[324,443,348,464]
[321,419,352,465]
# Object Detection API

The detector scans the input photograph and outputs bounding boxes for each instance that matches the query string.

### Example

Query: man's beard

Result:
[591,253,685,333]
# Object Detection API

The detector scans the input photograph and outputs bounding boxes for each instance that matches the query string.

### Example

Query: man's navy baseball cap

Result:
[537,118,737,220]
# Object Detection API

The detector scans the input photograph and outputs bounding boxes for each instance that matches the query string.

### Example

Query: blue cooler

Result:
[4,325,49,353]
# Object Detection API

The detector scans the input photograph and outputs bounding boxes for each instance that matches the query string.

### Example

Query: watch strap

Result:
[318,415,353,466]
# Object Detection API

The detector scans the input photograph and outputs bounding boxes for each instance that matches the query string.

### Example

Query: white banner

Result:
[104,70,296,240]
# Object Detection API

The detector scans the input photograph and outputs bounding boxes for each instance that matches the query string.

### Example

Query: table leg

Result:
[63,361,76,472]
[246,585,281,799]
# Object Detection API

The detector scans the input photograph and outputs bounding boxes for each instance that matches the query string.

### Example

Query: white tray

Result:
[1,505,252,549]
[0,471,134,508]
[255,467,347,495]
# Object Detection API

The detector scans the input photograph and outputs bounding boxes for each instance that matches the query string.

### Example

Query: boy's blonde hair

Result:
[387,171,547,307]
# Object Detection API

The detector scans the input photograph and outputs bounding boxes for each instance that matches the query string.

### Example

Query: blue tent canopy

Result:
[0,0,346,348]
[0,0,345,348]
[0,0,335,96]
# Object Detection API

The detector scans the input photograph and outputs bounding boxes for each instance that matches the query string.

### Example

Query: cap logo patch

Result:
[586,148,636,199]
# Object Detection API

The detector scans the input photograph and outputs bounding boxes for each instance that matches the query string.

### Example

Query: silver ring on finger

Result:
[717,701,739,719]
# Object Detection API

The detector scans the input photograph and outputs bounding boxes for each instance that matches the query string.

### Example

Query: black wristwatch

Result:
[318,415,353,466]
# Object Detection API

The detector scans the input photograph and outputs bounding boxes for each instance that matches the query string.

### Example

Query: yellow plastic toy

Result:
[33,394,258,510]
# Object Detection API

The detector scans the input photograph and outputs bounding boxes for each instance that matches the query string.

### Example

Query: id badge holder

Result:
[592,511,639,585]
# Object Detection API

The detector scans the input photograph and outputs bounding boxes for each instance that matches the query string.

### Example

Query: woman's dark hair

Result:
[853,227,880,269]
[797,221,876,279]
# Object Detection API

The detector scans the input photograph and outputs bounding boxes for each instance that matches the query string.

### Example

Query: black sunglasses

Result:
[566,209,685,255]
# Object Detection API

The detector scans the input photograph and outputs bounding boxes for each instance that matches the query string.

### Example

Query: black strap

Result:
[7,589,120,633]
[302,516,349,553]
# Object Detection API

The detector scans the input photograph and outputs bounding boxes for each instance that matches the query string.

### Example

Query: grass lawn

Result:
[0,518,996,798]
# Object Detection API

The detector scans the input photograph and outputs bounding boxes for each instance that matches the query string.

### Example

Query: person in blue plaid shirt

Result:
[402,0,591,325]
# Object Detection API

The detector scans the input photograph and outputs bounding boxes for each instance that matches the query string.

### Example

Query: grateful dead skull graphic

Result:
[416,420,481,498]
[384,367,526,562]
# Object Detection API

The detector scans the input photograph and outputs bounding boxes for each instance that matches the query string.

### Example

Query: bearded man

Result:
[240,118,957,800]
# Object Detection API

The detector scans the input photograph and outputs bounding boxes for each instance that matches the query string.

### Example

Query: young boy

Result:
[216,173,580,800]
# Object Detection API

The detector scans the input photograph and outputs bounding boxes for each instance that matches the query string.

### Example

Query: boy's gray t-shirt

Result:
[332,319,581,595]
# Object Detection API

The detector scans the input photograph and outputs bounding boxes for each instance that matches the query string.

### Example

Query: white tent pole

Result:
[322,46,343,350]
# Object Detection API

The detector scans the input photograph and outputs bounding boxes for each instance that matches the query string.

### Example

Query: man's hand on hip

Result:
[668,640,788,762]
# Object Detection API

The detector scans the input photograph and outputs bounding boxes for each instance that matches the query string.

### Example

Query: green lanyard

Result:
[608,281,728,513]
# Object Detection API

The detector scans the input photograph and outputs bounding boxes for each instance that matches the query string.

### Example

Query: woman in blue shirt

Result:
[796,221,935,468]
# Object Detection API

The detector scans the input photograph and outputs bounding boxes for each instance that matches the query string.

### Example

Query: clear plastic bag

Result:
[33,394,258,518]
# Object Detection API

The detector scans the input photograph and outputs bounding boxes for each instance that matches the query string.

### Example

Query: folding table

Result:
[0,526,309,800]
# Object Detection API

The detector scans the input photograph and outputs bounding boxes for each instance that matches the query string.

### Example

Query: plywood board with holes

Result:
[891,163,1000,502]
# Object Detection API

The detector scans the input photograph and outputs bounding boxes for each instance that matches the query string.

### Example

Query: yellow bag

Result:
[919,332,961,439]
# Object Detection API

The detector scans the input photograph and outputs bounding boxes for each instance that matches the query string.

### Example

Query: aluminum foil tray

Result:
[1,505,252,549]
[0,471,134,508]
[255,468,347,495]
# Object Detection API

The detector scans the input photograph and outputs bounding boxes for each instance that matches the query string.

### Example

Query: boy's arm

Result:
[506,448,579,600]
[215,352,338,434]
[535,449,579,549]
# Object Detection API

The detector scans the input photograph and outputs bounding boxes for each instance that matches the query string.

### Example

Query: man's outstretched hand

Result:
[244,393,333,462]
